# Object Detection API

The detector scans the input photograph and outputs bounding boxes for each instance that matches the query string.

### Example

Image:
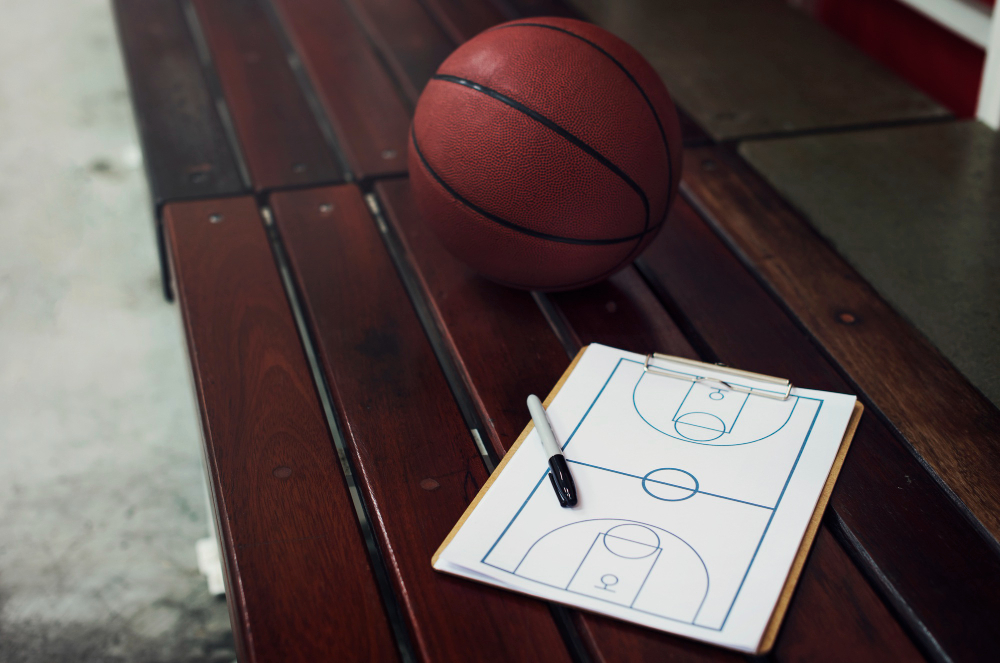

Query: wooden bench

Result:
[115,0,1000,660]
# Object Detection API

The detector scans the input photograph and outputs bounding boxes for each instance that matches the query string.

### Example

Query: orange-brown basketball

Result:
[409,17,682,291]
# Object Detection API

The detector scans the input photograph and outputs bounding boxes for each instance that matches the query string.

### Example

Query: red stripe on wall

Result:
[816,0,986,117]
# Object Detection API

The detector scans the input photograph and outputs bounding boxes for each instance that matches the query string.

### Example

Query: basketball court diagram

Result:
[633,370,800,446]
[499,519,710,625]
[482,357,826,630]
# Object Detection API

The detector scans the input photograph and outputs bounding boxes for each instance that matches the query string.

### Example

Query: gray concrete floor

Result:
[0,0,234,660]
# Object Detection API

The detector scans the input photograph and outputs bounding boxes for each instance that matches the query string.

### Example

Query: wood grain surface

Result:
[343,0,457,104]
[679,146,1000,547]
[112,0,247,299]
[777,528,923,663]
[163,196,397,663]
[270,185,575,662]
[190,0,343,191]
[637,196,1000,662]
[267,0,410,180]
[420,0,510,44]
[112,0,244,204]
[375,178,922,661]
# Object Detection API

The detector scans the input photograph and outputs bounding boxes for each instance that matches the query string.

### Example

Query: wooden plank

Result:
[678,145,1000,546]
[776,528,923,663]
[162,196,397,663]
[191,0,344,191]
[677,108,713,147]
[268,0,410,180]
[420,0,510,44]
[374,178,742,663]
[375,180,569,457]
[545,270,924,662]
[635,195,1000,662]
[270,184,575,662]
[343,0,457,104]
[113,0,248,300]
[112,0,244,204]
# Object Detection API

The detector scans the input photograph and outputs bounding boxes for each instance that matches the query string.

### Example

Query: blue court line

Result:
[562,357,624,452]
[483,357,626,563]
[565,533,601,590]
[480,358,624,564]
[668,418,727,433]
[482,470,549,563]
[719,399,824,629]
[568,460,774,510]
[483,560,707,628]
[629,547,663,609]
[671,381,695,424]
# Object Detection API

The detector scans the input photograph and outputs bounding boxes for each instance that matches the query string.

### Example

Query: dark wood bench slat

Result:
[415,0,576,48]
[343,0,457,105]
[190,0,344,191]
[270,184,575,662]
[420,0,511,44]
[113,0,248,300]
[374,179,746,663]
[163,196,398,663]
[777,528,923,663]
[546,267,925,662]
[268,0,410,180]
[113,0,245,204]
[635,196,1000,662]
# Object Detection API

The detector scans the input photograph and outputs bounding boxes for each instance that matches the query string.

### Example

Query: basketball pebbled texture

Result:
[409,17,683,290]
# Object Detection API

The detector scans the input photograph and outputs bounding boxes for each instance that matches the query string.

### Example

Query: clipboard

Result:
[435,345,863,654]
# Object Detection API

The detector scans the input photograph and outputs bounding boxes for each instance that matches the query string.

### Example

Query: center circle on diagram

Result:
[602,523,661,558]
[674,411,726,441]
[642,468,699,501]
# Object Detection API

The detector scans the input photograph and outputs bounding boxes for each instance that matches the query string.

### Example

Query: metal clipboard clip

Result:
[643,352,793,401]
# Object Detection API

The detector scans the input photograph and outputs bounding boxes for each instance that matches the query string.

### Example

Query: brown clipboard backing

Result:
[432,345,864,654]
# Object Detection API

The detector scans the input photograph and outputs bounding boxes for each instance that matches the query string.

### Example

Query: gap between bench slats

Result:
[188,0,344,191]
[112,0,245,204]
[343,0,456,105]
[374,179,924,662]
[270,184,575,662]
[112,0,248,300]
[163,196,398,663]
[266,0,410,180]
[419,0,511,45]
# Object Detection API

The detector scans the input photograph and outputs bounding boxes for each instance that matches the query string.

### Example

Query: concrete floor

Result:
[0,0,234,660]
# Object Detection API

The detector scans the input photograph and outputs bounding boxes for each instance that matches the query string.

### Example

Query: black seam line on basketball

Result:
[492,21,675,215]
[431,73,651,234]
[411,129,653,246]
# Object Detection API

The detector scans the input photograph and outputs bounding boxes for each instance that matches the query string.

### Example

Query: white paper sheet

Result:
[434,344,857,652]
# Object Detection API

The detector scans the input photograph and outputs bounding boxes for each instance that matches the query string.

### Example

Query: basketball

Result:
[409,17,683,291]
